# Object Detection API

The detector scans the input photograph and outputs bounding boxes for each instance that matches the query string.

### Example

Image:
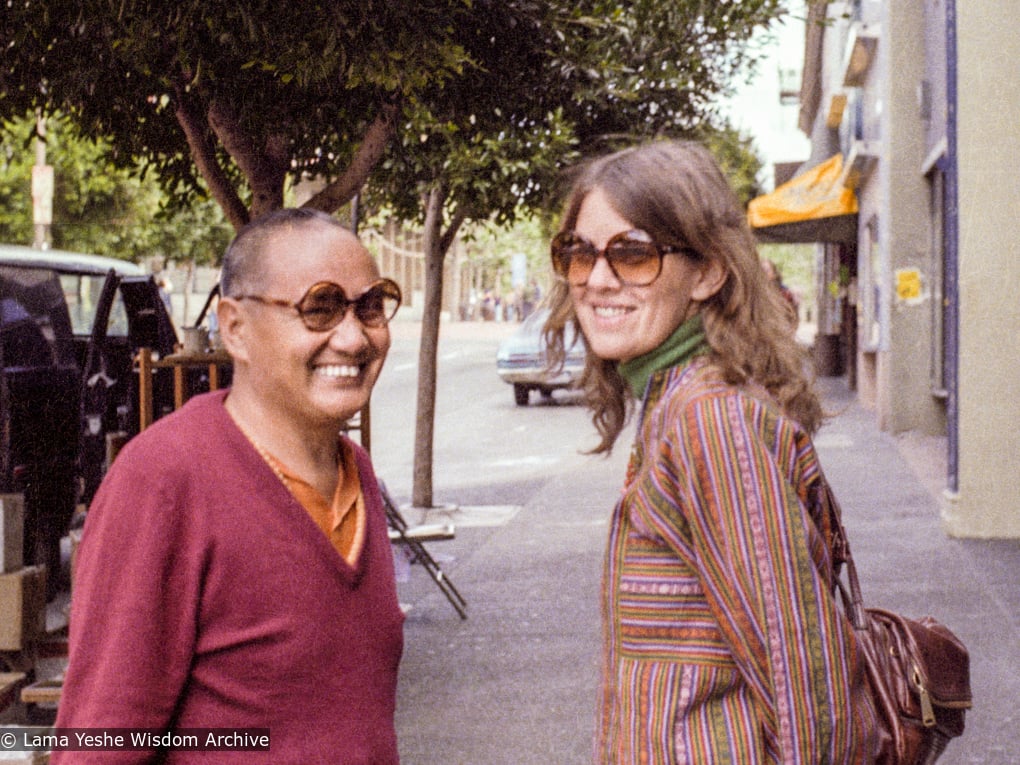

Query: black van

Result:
[0,245,178,596]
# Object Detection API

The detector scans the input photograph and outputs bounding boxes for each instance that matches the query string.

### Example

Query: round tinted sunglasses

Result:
[235,278,402,331]
[550,230,688,287]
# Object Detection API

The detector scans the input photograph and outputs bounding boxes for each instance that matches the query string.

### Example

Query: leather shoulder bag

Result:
[815,477,973,764]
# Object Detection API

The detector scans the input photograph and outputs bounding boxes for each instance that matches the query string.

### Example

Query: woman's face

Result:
[569,186,720,364]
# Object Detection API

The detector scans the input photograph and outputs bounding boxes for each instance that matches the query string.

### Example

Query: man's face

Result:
[232,223,391,430]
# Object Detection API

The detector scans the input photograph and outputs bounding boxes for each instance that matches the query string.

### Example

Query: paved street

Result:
[371,318,617,764]
[377,319,1020,764]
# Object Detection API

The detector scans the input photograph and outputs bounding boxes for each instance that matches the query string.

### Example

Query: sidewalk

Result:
[394,375,1018,764]
[812,377,1019,765]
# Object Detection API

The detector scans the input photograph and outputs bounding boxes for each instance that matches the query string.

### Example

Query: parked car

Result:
[495,307,586,406]
[0,244,179,595]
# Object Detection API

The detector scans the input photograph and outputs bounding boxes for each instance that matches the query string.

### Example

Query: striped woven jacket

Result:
[596,359,878,764]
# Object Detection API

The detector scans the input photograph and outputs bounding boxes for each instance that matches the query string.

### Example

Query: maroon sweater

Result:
[54,390,404,764]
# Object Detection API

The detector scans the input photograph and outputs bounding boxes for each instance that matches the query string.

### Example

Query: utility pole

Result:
[31,111,53,249]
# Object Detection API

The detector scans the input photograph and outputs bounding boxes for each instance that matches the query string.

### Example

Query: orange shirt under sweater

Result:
[257,438,366,566]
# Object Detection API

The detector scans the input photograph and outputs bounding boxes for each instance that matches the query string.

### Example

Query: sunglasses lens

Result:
[299,283,349,331]
[605,237,661,286]
[551,232,663,286]
[354,282,401,327]
[297,280,402,330]
[551,234,598,286]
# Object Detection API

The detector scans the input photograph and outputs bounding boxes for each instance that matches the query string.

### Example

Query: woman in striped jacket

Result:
[545,141,879,763]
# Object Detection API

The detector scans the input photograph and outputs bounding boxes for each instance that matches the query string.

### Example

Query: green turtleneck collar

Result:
[618,315,709,399]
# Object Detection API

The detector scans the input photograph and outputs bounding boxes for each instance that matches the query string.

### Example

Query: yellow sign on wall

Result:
[895,268,923,303]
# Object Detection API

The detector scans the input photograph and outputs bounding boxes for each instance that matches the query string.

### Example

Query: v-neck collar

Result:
[218,392,369,583]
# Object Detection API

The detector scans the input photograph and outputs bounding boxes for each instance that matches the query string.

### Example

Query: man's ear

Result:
[216,298,250,364]
[691,259,727,302]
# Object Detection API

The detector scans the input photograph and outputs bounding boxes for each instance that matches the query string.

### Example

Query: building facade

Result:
[791,0,1020,537]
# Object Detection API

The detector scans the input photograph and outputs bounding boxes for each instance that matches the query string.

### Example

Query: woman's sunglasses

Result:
[550,230,688,287]
[235,277,402,331]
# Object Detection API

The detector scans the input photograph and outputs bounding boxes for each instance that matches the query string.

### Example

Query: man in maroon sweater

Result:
[54,209,406,763]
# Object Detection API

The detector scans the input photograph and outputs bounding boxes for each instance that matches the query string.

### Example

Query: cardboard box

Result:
[0,566,46,651]
[0,494,24,574]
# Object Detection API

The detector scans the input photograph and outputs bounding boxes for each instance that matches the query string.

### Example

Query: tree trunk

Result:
[410,186,468,508]
[411,187,446,508]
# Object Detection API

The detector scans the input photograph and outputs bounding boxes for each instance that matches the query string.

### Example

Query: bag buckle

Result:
[913,664,936,727]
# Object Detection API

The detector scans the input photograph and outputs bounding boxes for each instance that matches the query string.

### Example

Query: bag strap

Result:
[815,476,869,630]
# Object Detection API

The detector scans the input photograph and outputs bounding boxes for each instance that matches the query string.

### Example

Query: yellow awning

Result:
[748,154,859,243]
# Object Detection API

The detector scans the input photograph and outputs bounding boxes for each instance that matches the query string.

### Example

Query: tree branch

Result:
[207,99,287,220]
[302,100,400,215]
[439,204,468,256]
[174,86,249,231]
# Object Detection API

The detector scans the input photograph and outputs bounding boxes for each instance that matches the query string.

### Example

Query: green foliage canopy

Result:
[365,0,783,260]
[1,0,479,228]
[2,0,785,234]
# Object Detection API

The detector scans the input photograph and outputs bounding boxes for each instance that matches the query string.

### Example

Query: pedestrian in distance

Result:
[54,208,405,764]
[544,141,879,763]
[761,257,800,328]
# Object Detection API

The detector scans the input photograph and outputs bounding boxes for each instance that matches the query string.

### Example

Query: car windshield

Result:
[521,307,582,352]
[520,308,549,333]
[60,273,130,336]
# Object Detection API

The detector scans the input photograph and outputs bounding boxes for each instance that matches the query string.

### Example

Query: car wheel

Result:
[513,384,530,406]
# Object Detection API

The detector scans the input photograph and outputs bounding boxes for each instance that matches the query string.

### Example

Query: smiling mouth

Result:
[593,305,631,318]
[315,363,362,379]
